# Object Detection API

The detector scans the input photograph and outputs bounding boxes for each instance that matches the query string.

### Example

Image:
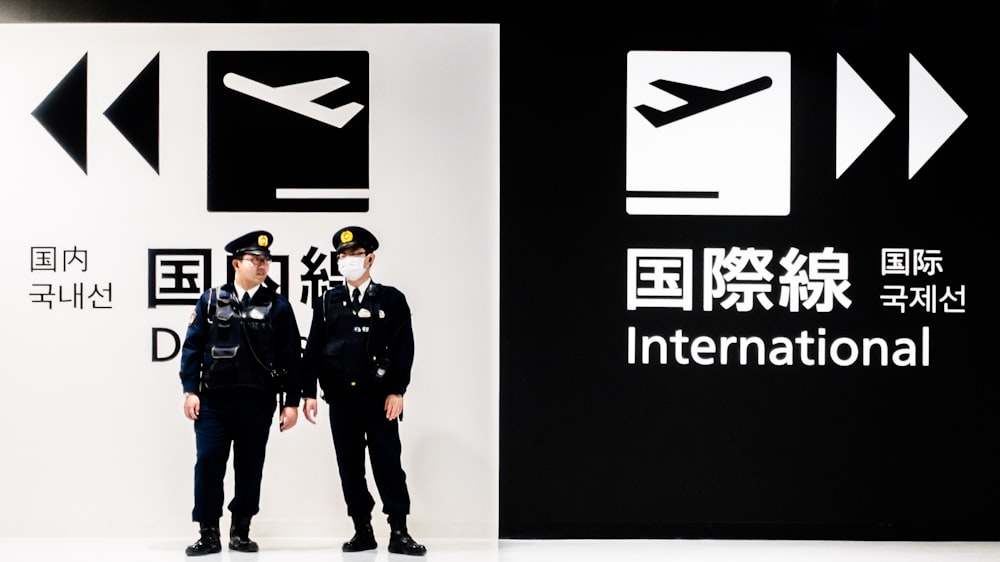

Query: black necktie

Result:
[352,287,361,310]
[241,292,251,309]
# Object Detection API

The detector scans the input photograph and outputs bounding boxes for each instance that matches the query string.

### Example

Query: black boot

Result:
[185,520,222,556]
[342,515,377,552]
[387,514,427,556]
[229,514,259,552]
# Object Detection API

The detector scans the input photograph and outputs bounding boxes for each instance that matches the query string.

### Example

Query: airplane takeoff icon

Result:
[222,72,365,128]
[635,76,772,127]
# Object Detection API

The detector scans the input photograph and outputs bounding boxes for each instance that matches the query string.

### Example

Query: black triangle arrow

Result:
[104,53,160,174]
[31,53,88,174]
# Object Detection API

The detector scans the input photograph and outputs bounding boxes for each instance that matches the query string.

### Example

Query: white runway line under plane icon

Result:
[222,72,365,128]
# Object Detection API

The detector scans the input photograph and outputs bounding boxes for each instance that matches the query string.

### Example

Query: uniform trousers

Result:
[327,384,410,518]
[192,391,276,523]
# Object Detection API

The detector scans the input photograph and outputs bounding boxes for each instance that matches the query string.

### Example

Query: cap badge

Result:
[257,234,269,247]
[340,230,354,244]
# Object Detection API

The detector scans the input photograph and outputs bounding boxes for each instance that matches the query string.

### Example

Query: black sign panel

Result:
[207,50,369,212]
[500,24,996,540]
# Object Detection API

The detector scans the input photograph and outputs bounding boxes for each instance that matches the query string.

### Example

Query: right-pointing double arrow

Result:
[836,53,967,180]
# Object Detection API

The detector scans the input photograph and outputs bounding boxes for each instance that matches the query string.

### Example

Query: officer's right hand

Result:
[184,393,200,421]
[303,398,318,424]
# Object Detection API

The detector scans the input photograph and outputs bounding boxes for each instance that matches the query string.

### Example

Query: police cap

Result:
[225,230,273,256]
[333,226,379,254]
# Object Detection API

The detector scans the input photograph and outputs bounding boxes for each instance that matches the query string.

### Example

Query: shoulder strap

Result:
[368,282,383,318]
[323,284,349,323]
[208,285,241,325]
[207,286,219,323]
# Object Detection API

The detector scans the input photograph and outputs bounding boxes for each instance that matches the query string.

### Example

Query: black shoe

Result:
[185,527,222,556]
[388,530,427,556]
[342,524,378,552]
[229,535,259,553]
[229,515,259,552]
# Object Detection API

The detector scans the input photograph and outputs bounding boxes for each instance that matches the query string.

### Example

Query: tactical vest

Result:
[201,285,277,392]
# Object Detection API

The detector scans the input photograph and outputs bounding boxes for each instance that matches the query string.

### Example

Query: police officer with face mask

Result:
[179,230,302,556]
[302,226,426,556]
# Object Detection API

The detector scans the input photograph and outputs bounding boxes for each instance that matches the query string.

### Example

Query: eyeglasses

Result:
[338,250,367,259]
[242,255,271,266]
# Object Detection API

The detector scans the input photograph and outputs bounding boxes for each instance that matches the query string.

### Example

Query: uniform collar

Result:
[234,284,260,303]
[348,278,372,301]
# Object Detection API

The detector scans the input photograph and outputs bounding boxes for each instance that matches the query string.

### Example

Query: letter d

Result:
[152,327,181,362]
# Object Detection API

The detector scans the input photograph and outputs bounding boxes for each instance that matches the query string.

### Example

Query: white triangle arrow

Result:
[836,54,896,179]
[909,54,967,179]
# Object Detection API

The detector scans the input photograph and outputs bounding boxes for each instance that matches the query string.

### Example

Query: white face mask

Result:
[338,255,367,281]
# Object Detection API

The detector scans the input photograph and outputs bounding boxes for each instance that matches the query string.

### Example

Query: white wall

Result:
[0,23,499,539]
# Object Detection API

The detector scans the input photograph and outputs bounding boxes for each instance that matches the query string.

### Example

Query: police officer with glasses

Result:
[179,230,302,556]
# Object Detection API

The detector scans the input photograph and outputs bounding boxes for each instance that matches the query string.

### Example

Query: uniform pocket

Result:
[211,345,239,359]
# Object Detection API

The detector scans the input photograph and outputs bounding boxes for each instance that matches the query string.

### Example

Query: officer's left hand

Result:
[279,406,298,432]
[183,393,200,421]
[303,398,318,424]
[384,394,403,421]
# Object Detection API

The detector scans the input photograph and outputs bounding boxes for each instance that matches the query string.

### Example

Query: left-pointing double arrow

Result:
[30,53,160,174]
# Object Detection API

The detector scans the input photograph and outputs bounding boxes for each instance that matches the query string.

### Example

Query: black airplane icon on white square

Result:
[634,76,773,127]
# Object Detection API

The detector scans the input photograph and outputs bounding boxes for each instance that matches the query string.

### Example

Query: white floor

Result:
[1,538,999,562]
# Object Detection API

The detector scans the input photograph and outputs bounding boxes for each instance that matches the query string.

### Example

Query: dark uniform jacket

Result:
[301,281,415,399]
[179,282,302,407]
